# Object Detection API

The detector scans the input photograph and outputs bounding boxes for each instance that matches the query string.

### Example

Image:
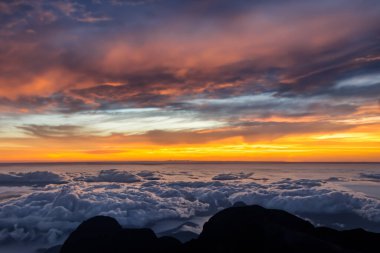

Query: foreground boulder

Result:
[60,205,380,253]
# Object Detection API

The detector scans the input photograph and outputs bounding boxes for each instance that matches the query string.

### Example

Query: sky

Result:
[0,0,379,162]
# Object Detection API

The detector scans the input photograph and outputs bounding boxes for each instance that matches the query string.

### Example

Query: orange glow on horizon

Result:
[1,124,379,162]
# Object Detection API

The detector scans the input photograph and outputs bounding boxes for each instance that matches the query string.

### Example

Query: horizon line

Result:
[1,160,380,165]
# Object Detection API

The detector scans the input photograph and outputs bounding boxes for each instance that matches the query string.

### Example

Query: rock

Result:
[60,205,380,253]
[184,205,340,253]
[315,227,380,253]
[60,216,122,253]
[60,215,181,253]
[36,245,61,253]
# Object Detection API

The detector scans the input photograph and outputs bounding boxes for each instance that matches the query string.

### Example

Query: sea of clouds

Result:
[0,169,380,249]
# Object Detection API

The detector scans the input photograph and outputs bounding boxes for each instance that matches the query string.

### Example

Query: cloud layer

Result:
[0,171,67,186]
[1,168,380,249]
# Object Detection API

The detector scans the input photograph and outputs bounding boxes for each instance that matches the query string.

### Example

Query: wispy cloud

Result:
[17,124,86,138]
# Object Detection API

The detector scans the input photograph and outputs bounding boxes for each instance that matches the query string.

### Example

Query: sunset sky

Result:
[0,0,380,162]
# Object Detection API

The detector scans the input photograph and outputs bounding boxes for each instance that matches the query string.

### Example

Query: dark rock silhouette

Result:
[60,215,181,253]
[37,245,61,253]
[60,204,380,253]
[315,227,380,253]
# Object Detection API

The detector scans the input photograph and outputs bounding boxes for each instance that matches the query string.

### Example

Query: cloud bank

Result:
[74,169,141,183]
[360,173,380,181]
[0,169,380,248]
[0,171,67,186]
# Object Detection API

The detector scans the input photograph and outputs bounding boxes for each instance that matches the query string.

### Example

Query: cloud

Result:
[0,171,66,186]
[1,169,380,249]
[334,73,380,89]
[359,173,380,181]
[17,124,87,138]
[1,0,380,105]
[141,121,353,144]
[0,92,93,114]
[11,119,355,144]
[73,170,162,183]
[212,172,253,181]
[53,1,112,23]
[136,171,161,180]
[178,93,360,120]
[0,0,380,160]
[74,169,141,183]
[325,177,345,182]
[110,0,158,6]
[271,178,323,189]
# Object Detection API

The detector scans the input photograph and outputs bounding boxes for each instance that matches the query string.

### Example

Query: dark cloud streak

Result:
[18,124,87,138]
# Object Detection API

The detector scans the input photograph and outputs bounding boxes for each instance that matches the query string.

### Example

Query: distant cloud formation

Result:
[212,172,253,181]
[0,171,67,186]
[360,173,380,181]
[74,169,141,183]
[0,0,379,161]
